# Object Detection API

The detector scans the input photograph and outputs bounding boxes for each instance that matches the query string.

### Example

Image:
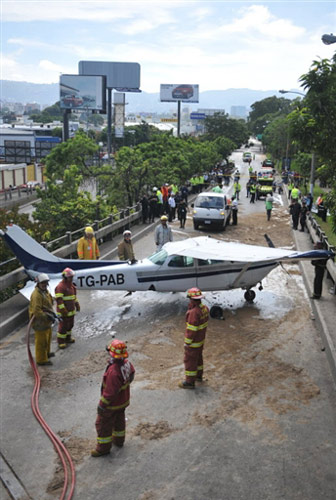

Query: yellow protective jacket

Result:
[77,236,100,260]
[29,286,54,331]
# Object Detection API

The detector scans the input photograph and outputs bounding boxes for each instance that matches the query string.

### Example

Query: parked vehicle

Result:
[191,192,231,230]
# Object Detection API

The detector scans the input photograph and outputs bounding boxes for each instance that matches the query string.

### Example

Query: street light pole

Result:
[279,89,315,195]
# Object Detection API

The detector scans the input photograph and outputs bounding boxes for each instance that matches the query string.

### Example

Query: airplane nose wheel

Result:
[210,305,223,319]
[244,289,256,303]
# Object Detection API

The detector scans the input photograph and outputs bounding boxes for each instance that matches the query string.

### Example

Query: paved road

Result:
[1,145,335,500]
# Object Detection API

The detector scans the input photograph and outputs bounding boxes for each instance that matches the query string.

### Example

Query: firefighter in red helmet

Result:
[54,267,80,349]
[91,339,135,457]
[178,288,209,389]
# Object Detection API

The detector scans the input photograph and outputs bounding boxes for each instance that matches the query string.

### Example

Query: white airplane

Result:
[1,224,333,309]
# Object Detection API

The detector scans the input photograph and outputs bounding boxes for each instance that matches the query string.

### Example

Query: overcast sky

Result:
[2,0,336,92]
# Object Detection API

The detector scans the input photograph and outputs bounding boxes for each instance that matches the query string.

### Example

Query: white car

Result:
[191,191,231,230]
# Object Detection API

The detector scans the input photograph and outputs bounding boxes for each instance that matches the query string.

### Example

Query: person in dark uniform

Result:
[289,199,301,230]
[311,242,328,299]
[140,194,148,224]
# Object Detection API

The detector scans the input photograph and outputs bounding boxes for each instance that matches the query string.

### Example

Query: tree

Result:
[248,96,292,136]
[44,130,102,180]
[203,113,249,147]
[33,165,110,238]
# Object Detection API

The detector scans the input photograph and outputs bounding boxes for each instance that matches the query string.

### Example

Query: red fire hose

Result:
[27,317,76,499]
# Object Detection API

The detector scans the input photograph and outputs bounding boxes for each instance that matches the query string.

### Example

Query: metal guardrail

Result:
[307,213,336,294]
[0,203,142,292]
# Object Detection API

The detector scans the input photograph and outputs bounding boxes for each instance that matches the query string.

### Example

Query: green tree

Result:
[33,165,110,238]
[44,130,102,180]
[248,96,292,136]
[203,113,249,147]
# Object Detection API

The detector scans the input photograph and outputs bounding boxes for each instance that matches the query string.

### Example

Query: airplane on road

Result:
[1,224,333,310]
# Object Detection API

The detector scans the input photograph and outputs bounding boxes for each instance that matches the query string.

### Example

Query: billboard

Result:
[160,84,199,103]
[60,74,106,112]
[78,61,141,92]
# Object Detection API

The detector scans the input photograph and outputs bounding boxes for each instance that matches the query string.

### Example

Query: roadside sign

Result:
[190,112,206,120]
[161,118,178,123]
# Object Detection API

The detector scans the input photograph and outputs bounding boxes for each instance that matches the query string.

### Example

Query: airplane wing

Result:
[163,236,333,264]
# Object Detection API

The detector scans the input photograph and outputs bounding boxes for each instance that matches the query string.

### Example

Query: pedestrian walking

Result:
[299,200,308,231]
[311,242,328,300]
[233,181,241,200]
[231,195,238,225]
[246,180,251,198]
[250,183,256,203]
[140,194,148,224]
[177,200,188,229]
[288,181,294,200]
[118,230,136,263]
[154,215,173,251]
[289,199,301,230]
[91,340,135,457]
[148,190,158,222]
[77,226,100,260]
[265,194,273,221]
[168,193,176,222]
[55,268,80,349]
[179,288,209,389]
[29,273,56,366]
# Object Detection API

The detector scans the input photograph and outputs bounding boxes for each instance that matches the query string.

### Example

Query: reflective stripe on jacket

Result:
[184,302,209,348]
[55,279,79,317]
[99,359,135,411]
[29,286,54,331]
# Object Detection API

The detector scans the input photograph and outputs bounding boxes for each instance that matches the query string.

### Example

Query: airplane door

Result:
[196,258,229,291]
[157,255,196,292]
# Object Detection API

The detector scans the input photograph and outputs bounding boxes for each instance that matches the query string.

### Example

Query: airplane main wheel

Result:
[244,290,256,303]
[210,305,223,319]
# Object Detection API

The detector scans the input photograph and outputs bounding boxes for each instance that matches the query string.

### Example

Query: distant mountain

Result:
[1,79,293,114]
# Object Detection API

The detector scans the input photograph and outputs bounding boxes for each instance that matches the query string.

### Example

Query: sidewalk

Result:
[292,223,336,385]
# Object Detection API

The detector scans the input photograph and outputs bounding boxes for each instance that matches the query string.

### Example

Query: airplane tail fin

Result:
[1,224,60,272]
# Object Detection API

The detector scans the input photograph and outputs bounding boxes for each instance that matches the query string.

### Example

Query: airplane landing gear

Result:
[210,305,223,319]
[244,289,256,303]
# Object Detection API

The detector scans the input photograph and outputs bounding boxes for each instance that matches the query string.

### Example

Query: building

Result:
[230,106,247,119]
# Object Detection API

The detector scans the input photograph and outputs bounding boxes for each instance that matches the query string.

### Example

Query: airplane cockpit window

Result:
[198,259,223,266]
[148,249,168,265]
[168,255,194,267]
[195,196,224,209]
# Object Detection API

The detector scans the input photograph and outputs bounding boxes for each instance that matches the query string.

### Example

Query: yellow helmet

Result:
[85,226,94,234]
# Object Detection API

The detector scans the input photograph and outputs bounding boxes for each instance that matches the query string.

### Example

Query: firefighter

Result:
[29,273,56,366]
[118,230,136,262]
[55,268,80,349]
[91,339,135,457]
[179,288,209,389]
[77,226,100,260]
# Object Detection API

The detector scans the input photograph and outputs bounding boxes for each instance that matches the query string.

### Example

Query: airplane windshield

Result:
[148,249,168,265]
[195,196,224,209]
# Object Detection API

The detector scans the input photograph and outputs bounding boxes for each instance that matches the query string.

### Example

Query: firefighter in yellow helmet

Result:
[77,226,100,260]
[178,288,209,389]
[91,340,135,457]
[29,273,56,366]
[55,268,80,349]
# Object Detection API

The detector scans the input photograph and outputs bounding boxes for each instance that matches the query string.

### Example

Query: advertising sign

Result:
[160,84,199,103]
[60,75,106,112]
[79,61,141,92]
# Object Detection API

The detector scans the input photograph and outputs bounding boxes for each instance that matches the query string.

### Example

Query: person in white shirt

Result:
[154,216,173,251]
[168,193,176,222]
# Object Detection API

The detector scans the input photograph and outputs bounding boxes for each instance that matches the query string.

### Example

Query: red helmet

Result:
[62,267,75,278]
[106,339,128,359]
[187,287,205,300]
